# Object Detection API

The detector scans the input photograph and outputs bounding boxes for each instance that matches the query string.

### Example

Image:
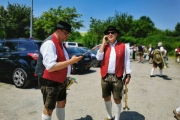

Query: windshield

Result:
[67,47,84,53]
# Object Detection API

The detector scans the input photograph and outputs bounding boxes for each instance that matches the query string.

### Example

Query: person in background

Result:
[137,43,144,63]
[175,46,180,62]
[148,44,153,63]
[173,107,180,120]
[150,42,164,77]
[96,26,132,120]
[132,44,137,61]
[35,21,83,120]
[163,47,168,64]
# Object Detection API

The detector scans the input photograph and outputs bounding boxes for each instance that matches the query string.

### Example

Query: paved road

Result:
[0,58,180,120]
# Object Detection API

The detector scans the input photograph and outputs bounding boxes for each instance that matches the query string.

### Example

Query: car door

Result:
[0,41,18,76]
[0,41,5,75]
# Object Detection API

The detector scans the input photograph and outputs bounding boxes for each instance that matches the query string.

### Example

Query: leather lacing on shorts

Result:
[103,74,123,84]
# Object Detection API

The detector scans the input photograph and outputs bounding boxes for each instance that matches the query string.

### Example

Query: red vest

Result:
[177,48,180,52]
[101,42,125,78]
[42,34,68,83]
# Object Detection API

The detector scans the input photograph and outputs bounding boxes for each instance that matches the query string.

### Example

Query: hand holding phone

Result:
[103,35,108,44]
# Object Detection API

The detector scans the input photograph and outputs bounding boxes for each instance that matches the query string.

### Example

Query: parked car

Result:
[66,47,92,74]
[90,45,101,67]
[91,48,101,67]
[78,46,101,67]
[0,38,42,88]
[64,42,84,47]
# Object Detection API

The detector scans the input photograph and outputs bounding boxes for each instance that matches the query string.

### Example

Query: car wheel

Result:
[92,59,100,67]
[71,65,76,74]
[12,68,30,88]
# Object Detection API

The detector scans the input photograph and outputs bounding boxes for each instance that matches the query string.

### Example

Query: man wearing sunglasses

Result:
[96,26,132,120]
[35,21,83,120]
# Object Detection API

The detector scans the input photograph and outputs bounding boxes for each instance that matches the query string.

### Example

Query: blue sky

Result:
[1,0,180,31]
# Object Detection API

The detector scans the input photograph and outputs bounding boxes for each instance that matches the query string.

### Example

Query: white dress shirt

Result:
[40,40,71,76]
[96,41,131,74]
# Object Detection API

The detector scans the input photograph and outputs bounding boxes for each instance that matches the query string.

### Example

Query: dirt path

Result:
[0,58,180,120]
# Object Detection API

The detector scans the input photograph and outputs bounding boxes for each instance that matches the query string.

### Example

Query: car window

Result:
[67,47,84,53]
[17,43,35,51]
[3,42,18,52]
[78,43,84,47]
[68,43,76,46]
[0,42,3,52]
[34,42,42,50]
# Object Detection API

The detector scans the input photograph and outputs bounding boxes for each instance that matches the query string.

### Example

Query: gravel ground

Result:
[0,58,180,120]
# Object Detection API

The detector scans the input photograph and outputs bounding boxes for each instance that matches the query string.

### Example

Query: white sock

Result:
[114,103,122,120]
[56,107,65,120]
[42,113,51,120]
[159,70,162,76]
[104,100,113,119]
[176,107,180,114]
[151,68,154,75]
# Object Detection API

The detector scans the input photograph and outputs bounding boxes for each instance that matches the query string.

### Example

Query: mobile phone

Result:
[81,51,89,56]
[105,37,108,42]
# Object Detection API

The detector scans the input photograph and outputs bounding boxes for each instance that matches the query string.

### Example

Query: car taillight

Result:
[27,53,39,60]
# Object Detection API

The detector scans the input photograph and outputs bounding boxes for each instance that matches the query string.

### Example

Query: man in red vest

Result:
[35,21,83,120]
[175,46,180,62]
[96,26,132,120]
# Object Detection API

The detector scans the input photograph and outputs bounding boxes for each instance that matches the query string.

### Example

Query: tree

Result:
[174,22,180,37]
[33,6,84,40]
[81,32,98,48]
[130,16,155,38]
[0,5,7,38]
[140,16,155,26]
[89,17,105,44]
[2,2,31,38]
[114,12,134,37]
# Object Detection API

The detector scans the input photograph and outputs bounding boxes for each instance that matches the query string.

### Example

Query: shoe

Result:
[104,117,114,120]
[138,61,141,63]
[150,75,155,77]
[173,109,180,120]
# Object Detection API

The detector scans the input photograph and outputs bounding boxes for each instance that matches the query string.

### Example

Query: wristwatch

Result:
[126,74,131,78]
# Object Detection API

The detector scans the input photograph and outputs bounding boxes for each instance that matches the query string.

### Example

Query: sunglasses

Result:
[61,30,70,37]
[106,31,116,35]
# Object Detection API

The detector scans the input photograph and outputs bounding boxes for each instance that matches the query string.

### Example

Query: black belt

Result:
[39,77,63,87]
[107,73,115,75]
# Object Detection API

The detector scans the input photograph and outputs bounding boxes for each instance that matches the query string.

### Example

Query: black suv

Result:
[0,38,42,88]
[67,47,92,74]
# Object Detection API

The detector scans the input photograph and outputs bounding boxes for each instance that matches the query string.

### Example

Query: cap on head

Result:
[56,21,72,33]
[104,26,119,35]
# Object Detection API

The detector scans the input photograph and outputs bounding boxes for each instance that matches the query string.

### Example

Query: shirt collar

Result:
[109,40,117,47]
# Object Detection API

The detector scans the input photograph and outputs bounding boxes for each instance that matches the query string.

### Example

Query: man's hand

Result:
[70,55,83,64]
[125,77,130,85]
[102,35,108,45]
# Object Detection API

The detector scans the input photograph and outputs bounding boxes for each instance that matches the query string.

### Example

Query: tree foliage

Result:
[0,2,30,38]
[0,2,180,56]
[174,22,180,37]
[33,6,84,40]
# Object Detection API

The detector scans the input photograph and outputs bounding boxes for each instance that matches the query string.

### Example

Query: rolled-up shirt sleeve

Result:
[96,50,104,61]
[124,45,132,74]
[40,40,57,70]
